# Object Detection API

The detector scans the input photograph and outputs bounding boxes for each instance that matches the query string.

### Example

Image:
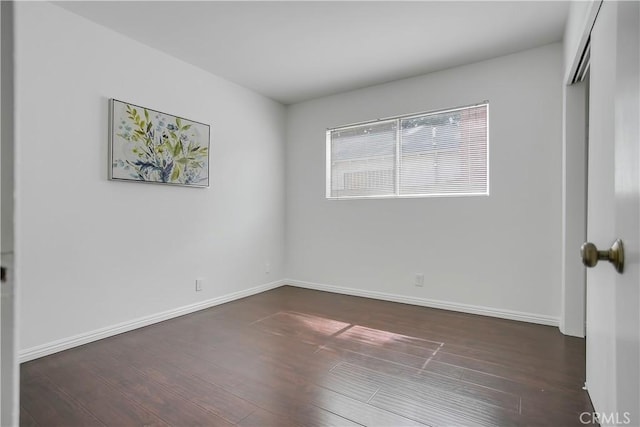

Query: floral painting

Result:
[109,99,210,187]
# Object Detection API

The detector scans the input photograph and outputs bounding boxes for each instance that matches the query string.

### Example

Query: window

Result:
[326,103,489,199]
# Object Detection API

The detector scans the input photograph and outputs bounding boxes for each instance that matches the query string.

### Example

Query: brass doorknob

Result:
[580,239,624,273]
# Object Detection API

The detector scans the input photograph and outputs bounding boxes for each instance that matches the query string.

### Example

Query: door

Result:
[585,1,639,425]
[0,1,18,425]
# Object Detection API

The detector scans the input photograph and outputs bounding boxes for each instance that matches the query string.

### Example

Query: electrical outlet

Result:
[414,273,424,287]
[195,279,203,292]
[265,262,271,274]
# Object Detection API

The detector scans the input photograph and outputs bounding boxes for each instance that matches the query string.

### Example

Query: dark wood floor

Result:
[21,286,594,426]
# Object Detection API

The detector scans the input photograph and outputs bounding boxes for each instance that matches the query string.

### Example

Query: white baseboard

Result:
[20,277,559,362]
[285,279,559,327]
[19,279,285,363]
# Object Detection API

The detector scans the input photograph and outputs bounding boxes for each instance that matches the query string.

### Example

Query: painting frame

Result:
[109,99,210,188]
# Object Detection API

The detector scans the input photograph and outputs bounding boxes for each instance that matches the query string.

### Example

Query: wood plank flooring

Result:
[21,286,595,426]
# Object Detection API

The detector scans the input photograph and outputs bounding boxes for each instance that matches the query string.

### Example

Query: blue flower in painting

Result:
[132,160,157,174]
[184,168,202,184]
[166,124,178,131]
[160,160,174,182]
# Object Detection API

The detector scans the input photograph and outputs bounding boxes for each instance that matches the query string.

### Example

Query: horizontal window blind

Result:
[328,120,397,198]
[327,103,488,199]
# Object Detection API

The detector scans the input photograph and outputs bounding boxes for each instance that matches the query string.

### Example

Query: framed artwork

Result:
[109,99,210,187]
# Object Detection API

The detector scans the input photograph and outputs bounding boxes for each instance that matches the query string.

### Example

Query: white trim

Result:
[19,279,285,363]
[20,277,559,363]
[285,279,559,327]
[326,192,489,201]
[327,100,489,131]
[565,0,602,85]
[325,130,332,198]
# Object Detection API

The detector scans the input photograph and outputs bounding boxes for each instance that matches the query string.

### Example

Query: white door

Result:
[586,1,639,425]
[0,2,18,425]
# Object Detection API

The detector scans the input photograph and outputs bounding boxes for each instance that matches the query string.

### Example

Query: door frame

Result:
[1,1,19,425]
[560,0,601,338]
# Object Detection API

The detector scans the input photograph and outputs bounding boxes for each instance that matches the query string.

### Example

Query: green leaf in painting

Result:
[144,109,149,122]
[176,117,182,128]
[171,166,180,181]
[173,141,183,157]
[182,125,191,131]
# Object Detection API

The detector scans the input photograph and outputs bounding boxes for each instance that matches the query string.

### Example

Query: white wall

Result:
[15,2,286,353]
[286,43,564,322]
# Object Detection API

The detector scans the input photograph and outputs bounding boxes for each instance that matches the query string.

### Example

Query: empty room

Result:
[1,0,639,426]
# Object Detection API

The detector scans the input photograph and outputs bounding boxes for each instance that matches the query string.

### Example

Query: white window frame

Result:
[326,102,490,200]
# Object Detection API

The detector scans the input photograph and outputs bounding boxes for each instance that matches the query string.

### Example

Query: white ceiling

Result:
[57,1,570,105]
